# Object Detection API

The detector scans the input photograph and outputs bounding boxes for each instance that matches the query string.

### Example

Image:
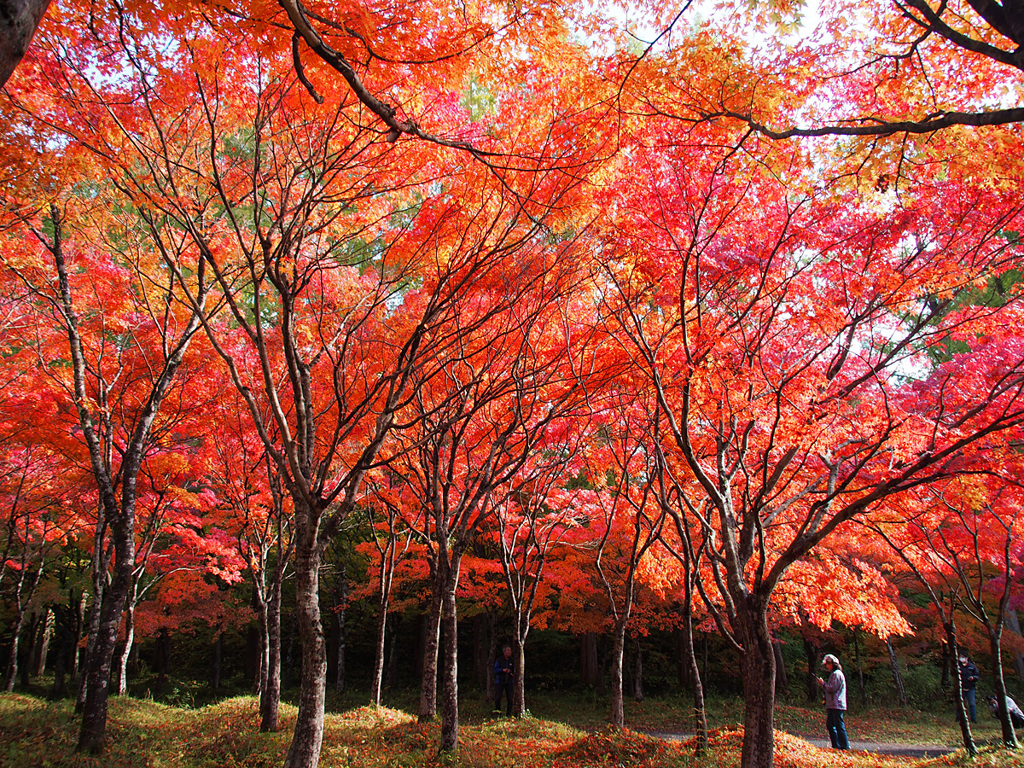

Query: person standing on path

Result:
[493,645,514,716]
[817,654,850,750]
[957,654,980,723]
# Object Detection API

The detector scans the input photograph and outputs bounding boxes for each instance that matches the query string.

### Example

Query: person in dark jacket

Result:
[493,645,514,716]
[816,654,849,749]
[958,654,980,723]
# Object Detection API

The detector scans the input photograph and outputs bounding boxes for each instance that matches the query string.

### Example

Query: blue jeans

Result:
[958,688,977,723]
[826,709,849,749]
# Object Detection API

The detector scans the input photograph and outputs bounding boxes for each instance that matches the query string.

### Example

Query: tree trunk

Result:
[115,605,134,696]
[580,631,599,687]
[3,606,26,691]
[438,580,460,752]
[32,608,53,677]
[738,602,777,768]
[51,597,77,697]
[675,626,690,688]
[473,613,489,696]
[384,621,399,691]
[261,579,282,732]
[284,611,297,690]
[946,622,977,756]
[609,620,626,728]
[0,0,54,89]
[417,582,443,722]
[512,635,526,718]
[853,629,865,704]
[71,588,86,684]
[78,520,134,754]
[940,640,951,689]
[18,615,33,689]
[211,632,222,691]
[772,639,787,696]
[885,637,907,707]
[803,635,818,704]
[1006,609,1024,682]
[335,562,347,695]
[370,601,388,706]
[283,539,327,768]
[632,636,644,703]
[154,628,170,696]
[986,623,1019,748]
[679,612,708,754]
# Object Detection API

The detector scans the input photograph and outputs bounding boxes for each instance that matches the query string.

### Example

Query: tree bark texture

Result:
[512,638,526,718]
[115,605,135,696]
[947,622,977,756]
[3,607,26,691]
[580,631,599,687]
[1006,609,1024,682]
[32,608,53,677]
[417,583,443,722]
[885,638,908,707]
[78,521,135,752]
[261,581,282,732]
[679,614,708,753]
[738,603,777,768]
[370,604,388,706]
[0,0,52,88]
[985,624,1019,747]
[632,637,644,703]
[438,585,459,751]
[334,562,347,695]
[772,639,787,696]
[608,621,626,728]
[283,541,327,768]
[803,635,818,704]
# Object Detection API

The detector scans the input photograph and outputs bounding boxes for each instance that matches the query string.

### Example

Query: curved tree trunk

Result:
[679,611,708,754]
[946,621,977,756]
[115,605,135,696]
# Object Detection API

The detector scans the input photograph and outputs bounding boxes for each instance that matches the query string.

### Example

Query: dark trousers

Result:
[958,688,977,723]
[826,709,849,749]
[494,677,513,716]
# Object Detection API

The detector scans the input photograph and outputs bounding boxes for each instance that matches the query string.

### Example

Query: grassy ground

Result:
[2,691,1023,768]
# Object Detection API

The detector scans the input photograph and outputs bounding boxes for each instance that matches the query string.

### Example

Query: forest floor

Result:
[2,691,1023,768]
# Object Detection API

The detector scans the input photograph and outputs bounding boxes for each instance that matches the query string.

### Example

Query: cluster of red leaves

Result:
[551,725,681,768]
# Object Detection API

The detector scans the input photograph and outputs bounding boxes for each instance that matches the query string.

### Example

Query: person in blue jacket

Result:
[493,645,514,716]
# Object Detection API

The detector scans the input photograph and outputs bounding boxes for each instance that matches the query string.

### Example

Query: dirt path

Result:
[648,731,955,758]
[797,735,952,758]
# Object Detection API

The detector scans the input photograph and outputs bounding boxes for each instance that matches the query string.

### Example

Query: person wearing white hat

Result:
[816,654,849,749]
